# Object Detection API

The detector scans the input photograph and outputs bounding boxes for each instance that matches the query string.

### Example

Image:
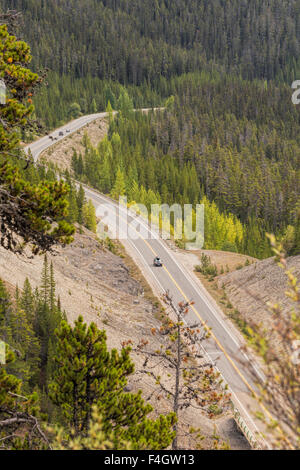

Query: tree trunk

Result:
[172,319,181,450]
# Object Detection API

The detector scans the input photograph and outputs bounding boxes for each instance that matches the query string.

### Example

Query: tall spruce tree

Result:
[49,262,56,315]
[82,200,97,233]
[76,184,86,225]
[20,278,34,323]
[111,167,126,200]
[35,257,63,389]
[0,278,9,329]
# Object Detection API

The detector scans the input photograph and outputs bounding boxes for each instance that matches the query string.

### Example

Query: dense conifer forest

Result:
[1,0,298,256]
[2,0,300,126]
[72,76,300,258]
[3,0,300,83]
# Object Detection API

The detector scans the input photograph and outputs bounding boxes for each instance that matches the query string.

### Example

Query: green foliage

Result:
[3,302,40,389]
[0,254,65,396]
[282,211,300,256]
[52,406,131,450]
[0,278,9,327]
[165,95,175,110]
[0,161,75,252]
[0,22,75,253]
[0,347,21,409]
[201,196,244,252]
[50,316,176,449]
[0,287,48,450]
[72,102,288,257]
[76,184,86,225]
[2,3,297,259]
[195,254,218,278]
[68,102,82,120]
[117,88,134,118]
[36,256,66,390]
[111,167,126,200]
[82,200,97,233]
[0,24,40,154]
[62,175,97,233]
[0,345,50,449]
[106,100,114,123]
[1,273,176,449]
[3,0,300,131]
[4,0,300,85]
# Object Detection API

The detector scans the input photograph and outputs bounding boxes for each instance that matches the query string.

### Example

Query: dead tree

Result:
[127,291,231,450]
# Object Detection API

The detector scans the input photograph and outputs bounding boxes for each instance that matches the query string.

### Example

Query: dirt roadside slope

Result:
[0,228,249,450]
[217,255,300,344]
[173,245,299,352]
[40,117,109,171]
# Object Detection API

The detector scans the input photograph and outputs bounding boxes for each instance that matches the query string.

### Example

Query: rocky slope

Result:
[217,255,300,346]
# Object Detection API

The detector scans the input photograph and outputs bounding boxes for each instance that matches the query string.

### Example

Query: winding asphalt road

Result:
[25,109,159,160]
[25,111,275,449]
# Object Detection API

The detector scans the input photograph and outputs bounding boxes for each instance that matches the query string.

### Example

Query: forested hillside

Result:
[2,0,300,127]
[2,0,300,83]
[0,0,299,256]
[71,74,300,258]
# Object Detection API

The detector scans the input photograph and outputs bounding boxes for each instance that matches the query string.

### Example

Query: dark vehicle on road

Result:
[153,257,163,267]
[59,131,64,136]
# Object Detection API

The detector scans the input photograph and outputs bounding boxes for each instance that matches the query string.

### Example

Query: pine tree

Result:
[91,98,97,113]
[50,316,176,449]
[68,102,82,119]
[76,184,86,225]
[111,167,126,200]
[117,89,133,118]
[0,23,75,253]
[53,406,131,450]
[66,186,79,223]
[82,200,97,233]
[5,307,40,389]
[106,100,114,124]
[100,155,112,193]
[49,262,56,315]
[111,132,122,160]
[20,278,34,323]
[0,278,10,329]
[0,347,49,449]
[40,256,50,307]
[0,279,40,390]
[35,258,63,389]
[128,179,140,203]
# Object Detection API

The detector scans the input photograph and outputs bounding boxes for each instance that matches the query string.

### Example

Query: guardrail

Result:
[233,408,262,449]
